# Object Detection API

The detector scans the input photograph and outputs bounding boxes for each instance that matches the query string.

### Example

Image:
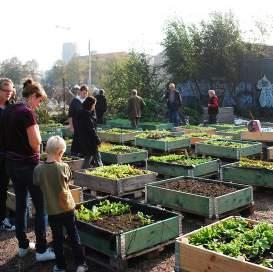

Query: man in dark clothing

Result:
[165,83,182,127]
[68,85,88,155]
[208,89,219,124]
[0,78,15,231]
[128,89,145,129]
[95,89,107,124]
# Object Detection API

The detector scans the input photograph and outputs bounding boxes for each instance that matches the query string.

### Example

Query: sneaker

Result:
[36,248,56,262]
[0,218,15,231]
[76,264,88,272]
[52,265,66,272]
[18,242,36,257]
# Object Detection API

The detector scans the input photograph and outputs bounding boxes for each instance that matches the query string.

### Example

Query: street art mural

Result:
[257,75,273,108]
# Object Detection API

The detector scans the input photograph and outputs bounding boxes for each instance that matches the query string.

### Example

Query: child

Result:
[33,136,88,272]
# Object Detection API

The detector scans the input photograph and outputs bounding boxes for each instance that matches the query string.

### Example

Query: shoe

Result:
[76,264,88,272]
[36,248,56,262]
[52,265,66,272]
[0,218,15,231]
[18,242,36,257]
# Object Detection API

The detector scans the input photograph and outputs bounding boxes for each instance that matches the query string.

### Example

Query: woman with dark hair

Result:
[76,96,102,168]
[3,79,55,261]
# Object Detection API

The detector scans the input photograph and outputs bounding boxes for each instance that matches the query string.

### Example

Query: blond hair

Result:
[208,89,216,96]
[45,136,66,155]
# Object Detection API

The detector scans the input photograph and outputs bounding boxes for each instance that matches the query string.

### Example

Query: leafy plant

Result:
[205,140,252,148]
[137,130,189,142]
[137,212,154,226]
[99,143,142,154]
[238,158,273,171]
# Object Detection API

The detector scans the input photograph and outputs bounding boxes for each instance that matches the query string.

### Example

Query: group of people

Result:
[0,78,88,272]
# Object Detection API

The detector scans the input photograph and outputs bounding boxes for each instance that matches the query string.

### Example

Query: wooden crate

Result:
[135,137,190,152]
[6,184,83,215]
[100,150,148,164]
[210,124,246,131]
[74,169,157,196]
[175,127,216,135]
[146,177,253,219]
[195,140,262,159]
[147,159,219,178]
[140,122,173,130]
[221,162,273,188]
[241,131,273,143]
[216,129,247,140]
[175,217,272,272]
[76,196,182,262]
[97,131,140,144]
[63,156,84,171]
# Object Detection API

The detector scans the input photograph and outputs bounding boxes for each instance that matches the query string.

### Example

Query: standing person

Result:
[95,89,107,124]
[76,96,102,169]
[0,78,15,231]
[33,136,88,272]
[3,79,55,261]
[128,89,145,129]
[207,89,219,124]
[165,83,182,127]
[68,84,89,156]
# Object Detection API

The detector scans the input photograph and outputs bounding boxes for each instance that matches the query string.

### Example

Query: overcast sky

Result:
[2,0,273,70]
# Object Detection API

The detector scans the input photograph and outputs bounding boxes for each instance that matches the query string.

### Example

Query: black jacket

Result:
[95,94,107,113]
[165,90,182,110]
[75,109,101,156]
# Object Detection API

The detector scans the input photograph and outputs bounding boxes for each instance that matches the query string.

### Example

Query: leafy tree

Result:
[0,57,24,85]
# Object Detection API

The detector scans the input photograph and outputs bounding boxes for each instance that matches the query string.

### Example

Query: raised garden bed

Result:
[6,184,83,216]
[75,196,181,270]
[74,164,157,196]
[175,216,273,272]
[241,131,273,143]
[99,143,148,164]
[210,123,246,131]
[195,139,262,159]
[135,131,190,152]
[106,118,132,129]
[146,177,253,219]
[188,132,232,145]
[147,154,219,177]
[97,128,141,144]
[221,159,273,188]
[139,122,173,130]
[173,125,216,135]
[216,128,248,140]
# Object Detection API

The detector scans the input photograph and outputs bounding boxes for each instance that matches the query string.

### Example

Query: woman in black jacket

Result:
[95,89,107,124]
[75,96,103,169]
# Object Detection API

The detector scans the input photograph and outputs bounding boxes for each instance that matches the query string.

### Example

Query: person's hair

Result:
[208,89,216,96]
[80,84,89,92]
[169,83,175,89]
[99,89,105,95]
[0,78,13,90]
[82,96,96,110]
[46,136,66,155]
[131,89,137,95]
[22,79,47,99]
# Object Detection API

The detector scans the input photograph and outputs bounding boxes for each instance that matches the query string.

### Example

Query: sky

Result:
[2,0,273,71]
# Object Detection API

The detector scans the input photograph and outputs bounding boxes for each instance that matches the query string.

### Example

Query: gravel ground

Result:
[1,189,272,272]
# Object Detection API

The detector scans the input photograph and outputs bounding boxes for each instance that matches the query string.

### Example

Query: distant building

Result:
[62,42,78,63]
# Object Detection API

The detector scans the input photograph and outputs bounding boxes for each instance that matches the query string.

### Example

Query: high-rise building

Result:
[62,42,77,63]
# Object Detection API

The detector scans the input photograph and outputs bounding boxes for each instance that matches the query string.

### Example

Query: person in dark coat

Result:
[207,89,219,124]
[76,96,102,169]
[95,89,107,124]
[128,89,145,128]
[165,83,182,127]
[68,85,88,156]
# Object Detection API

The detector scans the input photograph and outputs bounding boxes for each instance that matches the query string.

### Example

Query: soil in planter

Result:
[160,179,237,197]
[91,213,148,232]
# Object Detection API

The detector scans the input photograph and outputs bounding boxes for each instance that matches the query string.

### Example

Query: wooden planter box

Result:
[74,169,157,196]
[221,162,273,188]
[76,196,182,259]
[146,177,253,219]
[106,119,132,129]
[41,130,63,142]
[195,140,262,159]
[6,184,83,215]
[241,131,273,143]
[210,124,246,131]
[267,147,273,160]
[175,217,272,272]
[100,150,148,164]
[135,137,190,152]
[174,127,216,135]
[216,130,247,140]
[147,159,219,177]
[97,131,140,144]
[64,156,84,171]
[190,137,210,145]
[140,122,173,130]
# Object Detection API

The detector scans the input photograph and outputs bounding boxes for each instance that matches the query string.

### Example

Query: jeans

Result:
[82,151,103,169]
[169,110,180,127]
[5,159,47,253]
[49,211,85,269]
[0,156,9,222]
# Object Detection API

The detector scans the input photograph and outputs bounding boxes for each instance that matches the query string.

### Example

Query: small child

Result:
[33,136,88,272]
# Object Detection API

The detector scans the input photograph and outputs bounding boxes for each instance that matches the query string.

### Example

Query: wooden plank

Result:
[241,131,273,143]
[100,150,148,164]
